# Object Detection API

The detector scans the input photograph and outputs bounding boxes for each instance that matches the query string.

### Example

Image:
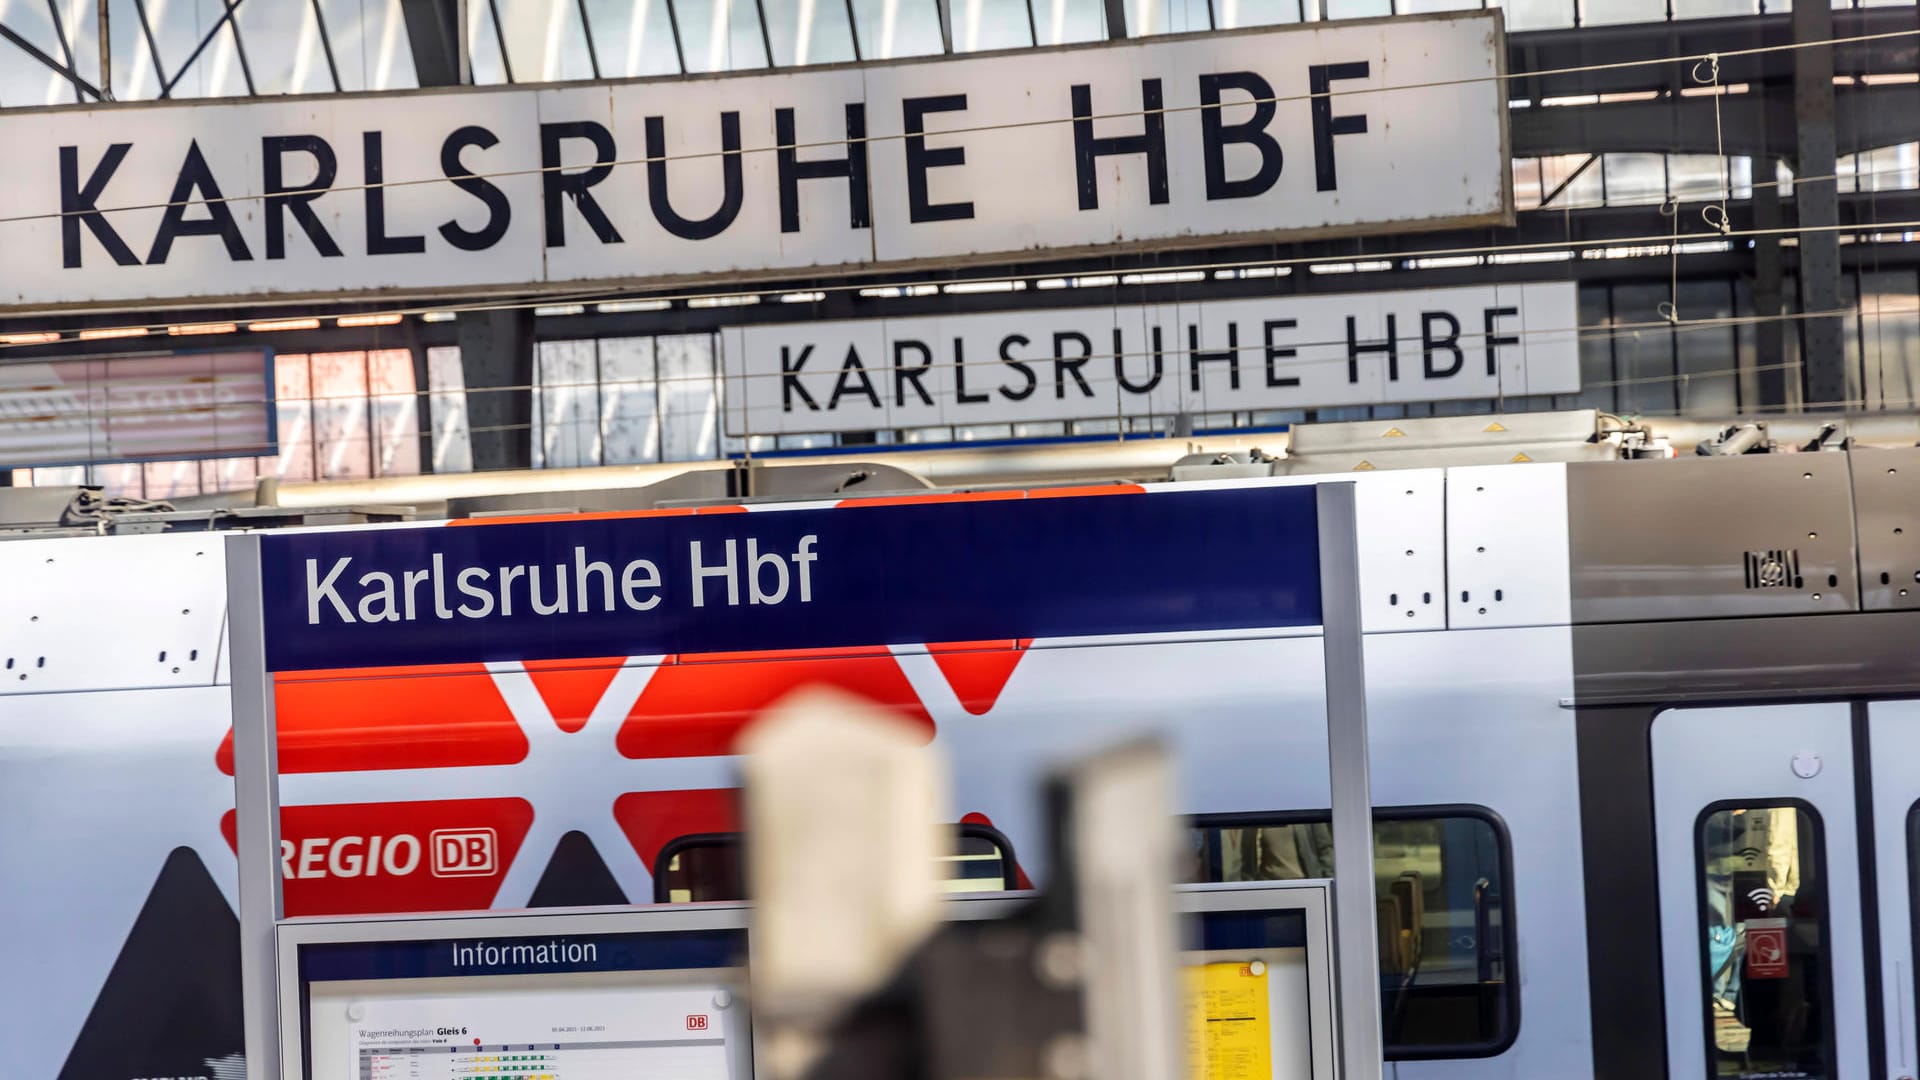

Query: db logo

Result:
[431,828,498,877]
[686,1015,710,1031]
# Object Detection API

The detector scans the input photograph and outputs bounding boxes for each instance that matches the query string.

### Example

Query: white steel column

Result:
[1317,482,1382,1080]
[226,533,284,1080]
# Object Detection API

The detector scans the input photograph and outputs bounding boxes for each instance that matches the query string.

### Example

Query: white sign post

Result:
[0,13,1508,313]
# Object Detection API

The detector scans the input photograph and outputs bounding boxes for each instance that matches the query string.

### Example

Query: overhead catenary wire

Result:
[0,25,1911,229]
[0,208,1909,350]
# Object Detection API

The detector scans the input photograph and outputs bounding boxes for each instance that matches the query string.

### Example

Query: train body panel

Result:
[9,453,1920,1080]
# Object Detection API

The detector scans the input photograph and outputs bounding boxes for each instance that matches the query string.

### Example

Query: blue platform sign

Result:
[258,486,1322,672]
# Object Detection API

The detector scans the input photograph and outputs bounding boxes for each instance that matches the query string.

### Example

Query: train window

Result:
[1696,802,1832,1080]
[1182,809,1516,1059]
[653,824,1020,903]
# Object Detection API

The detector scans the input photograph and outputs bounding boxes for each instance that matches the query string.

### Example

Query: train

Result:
[4,409,1918,1080]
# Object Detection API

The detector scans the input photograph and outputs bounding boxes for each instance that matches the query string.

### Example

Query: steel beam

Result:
[1511,83,1914,161]
[400,0,464,87]
[1795,0,1845,408]
[456,308,536,471]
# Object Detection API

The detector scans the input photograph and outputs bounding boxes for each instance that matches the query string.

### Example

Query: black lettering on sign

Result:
[1309,62,1370,193]
[1115,326,1164,394]
[148,139,253,265]
[781,345,819,413]
[647,113,745,241]
[903,95,974,224]
[1051,332,1096,399]
[999,335,1037,401]
[1421,311,1464,378]
[1200,72,1283,201]
[364,131,427,255]
[1263,320,1300,388]
[440,125,511,252]
[542,121,623,247]
[1346,314,1399,383]
[1072,79,1169,211]
[59,144,139,268]
[894,339,934,406]
[777,104,869,234]
[1188,323,1241,392]
[1483,307,1520,376]
[829,346,881,409]
[952,337,988,404]
[262,135,342,260]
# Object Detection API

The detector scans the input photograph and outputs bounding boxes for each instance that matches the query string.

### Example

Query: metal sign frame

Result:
[225,481,1380,1080]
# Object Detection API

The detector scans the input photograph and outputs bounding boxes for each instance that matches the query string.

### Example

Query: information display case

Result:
[277,884,1333,1080]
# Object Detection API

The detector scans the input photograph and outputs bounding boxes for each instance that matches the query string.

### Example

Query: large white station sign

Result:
[0,13,1508,312]
[721,282,1579,436]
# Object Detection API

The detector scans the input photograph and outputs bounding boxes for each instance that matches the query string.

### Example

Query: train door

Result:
[1870,700,1920,1080]
[1650,703,1871,1080]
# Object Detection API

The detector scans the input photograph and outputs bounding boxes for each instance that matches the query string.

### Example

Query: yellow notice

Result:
[1184,961,1272,1080]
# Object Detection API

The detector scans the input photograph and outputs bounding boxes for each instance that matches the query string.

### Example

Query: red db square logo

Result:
[430,828,497,877]
[686,1015,710,1031]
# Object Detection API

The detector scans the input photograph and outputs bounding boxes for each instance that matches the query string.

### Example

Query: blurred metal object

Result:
[1694,422,1770,456]
[742,687,1183,1080]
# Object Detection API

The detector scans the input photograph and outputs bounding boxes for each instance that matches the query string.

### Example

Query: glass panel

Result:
[598,336,662,464]
[1859,269,1920,412]
[1130,0,1213,35]
[142,459,203,499]
[367,349,421,478]
[658,334,720,462]
[535,340,602,469]
[848,0,948,59]
[1673,0,1759,16]
[1579,0,1666,24]
[1398,0,1483,11]
[1699,805,1830,1080]
[672,0,770,73]
[317,0,419,91]
[952,0,1034,51]
[764,0,861,65]
[1676,280,1739,414]
[657,828,1016,902]
[1492,0,1577,30]
[231,0,313,95]
[107,0,166,100]
[468,0,514,82]
[1322,0,1391,18]
[1575,285,1617,412]
[1610,283,1680,416]
[584,0,686,77]
[90,461,145,497]
[1858,143,1920,192]
[0,0,81,105]
[1539,154,1602,210]
[1183,813,1512,1053]
[1603,153,1669,207]
[309,351,373,481]
[426,346,475,474]
[1671,155,1736,205]
[1512,159,1545,210]
[495,0,599,82]
[270,353,317,482]
[1215,0,1300,28]
[200,454,259,495]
